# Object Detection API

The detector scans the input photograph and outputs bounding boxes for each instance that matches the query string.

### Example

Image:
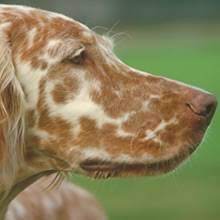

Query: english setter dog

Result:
[0,4,217,219]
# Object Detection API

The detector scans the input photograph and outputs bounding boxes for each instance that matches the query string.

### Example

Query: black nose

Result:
[187,93,217,123]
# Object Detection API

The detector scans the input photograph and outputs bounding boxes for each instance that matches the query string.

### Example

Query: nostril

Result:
[186,103,200,115]
[187,94,217,119]
[200,95,217,119]
[203,102,216,117]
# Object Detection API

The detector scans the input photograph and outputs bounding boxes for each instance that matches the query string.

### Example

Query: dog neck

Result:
[0,170,55,219]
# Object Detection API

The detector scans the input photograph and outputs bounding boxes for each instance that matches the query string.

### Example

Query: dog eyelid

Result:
[67,46,86,65]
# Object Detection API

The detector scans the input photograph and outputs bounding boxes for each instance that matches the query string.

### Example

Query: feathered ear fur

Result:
[0,31,25,188]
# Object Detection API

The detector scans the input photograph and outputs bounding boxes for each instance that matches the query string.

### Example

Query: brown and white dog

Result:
[0,4,217,219]
[6,175,106,220]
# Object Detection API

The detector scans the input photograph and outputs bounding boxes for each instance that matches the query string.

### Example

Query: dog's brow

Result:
[80,31,96,45]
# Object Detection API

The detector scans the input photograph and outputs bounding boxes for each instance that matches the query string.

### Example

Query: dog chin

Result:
[79,144,198,179]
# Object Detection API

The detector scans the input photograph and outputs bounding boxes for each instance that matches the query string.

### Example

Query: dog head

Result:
[0,5,217,182]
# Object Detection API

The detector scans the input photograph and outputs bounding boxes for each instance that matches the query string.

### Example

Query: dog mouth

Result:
[79,145,196,179]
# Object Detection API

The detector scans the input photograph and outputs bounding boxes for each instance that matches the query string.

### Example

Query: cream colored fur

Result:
[0,31,25,189]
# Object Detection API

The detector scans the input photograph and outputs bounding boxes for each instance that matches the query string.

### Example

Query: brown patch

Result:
[38,110,71,137]
[31,57,48,70]
[26,110,36,128]
[51,75,79,104]
[74,117,101,148]
[52,84,68,103]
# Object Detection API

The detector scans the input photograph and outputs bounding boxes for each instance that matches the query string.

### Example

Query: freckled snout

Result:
[186,92,217,125]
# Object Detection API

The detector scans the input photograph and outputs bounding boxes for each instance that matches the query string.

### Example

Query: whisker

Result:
[44,171,65,191]
[105,20,121,37]
[91,26,109,33]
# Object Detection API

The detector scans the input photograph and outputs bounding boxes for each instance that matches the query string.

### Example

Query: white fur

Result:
[16,60,47,109]
[144,117,178,141]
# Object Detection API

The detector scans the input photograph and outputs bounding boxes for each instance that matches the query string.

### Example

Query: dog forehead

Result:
[0,5,94,44]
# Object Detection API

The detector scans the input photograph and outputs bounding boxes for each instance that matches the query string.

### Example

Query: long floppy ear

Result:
[0,31,25,188]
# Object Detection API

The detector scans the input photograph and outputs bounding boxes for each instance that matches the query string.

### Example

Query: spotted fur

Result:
[0,4,217,219]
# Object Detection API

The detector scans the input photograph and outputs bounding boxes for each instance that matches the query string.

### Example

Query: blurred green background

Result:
[2,0,219,219]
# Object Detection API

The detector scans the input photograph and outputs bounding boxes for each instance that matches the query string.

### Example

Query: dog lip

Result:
[79,148,195,177]
[79,160,177,177]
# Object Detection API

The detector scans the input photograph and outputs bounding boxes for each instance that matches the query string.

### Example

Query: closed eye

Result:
[67,46,86,65]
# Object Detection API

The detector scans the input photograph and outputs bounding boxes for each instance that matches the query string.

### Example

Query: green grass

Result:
[71,32,220,220]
